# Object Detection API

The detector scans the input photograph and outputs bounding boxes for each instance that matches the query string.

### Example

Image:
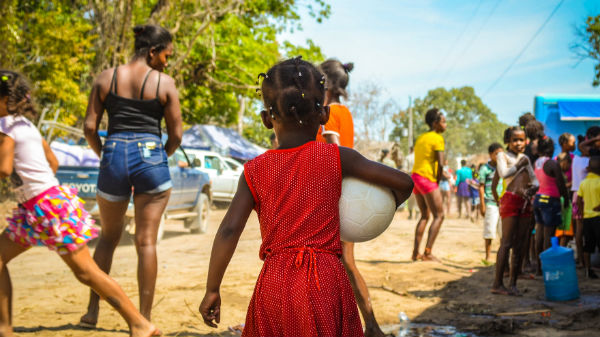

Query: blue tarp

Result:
[181,124,265,161]
[534,95,600,157]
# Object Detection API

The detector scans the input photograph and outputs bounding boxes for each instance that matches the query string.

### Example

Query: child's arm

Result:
[42,139,58,174]
[436,151,444,184]
[594,204,600,212]
[339,147,413,207]
[0,133,14,178]
[578,135,600,156]
[548,160,569,208]
[478,182,486,216]
[199,175,255,327]
[491,171,500,205]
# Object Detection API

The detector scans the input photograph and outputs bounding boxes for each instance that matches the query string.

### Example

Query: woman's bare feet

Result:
[508,286,522,297]
[411,251,422,261]
[131,321,160,337]
[422,253,440,262]
[491,285,510,295]
[0,325,16,337]
[78,312,97,329]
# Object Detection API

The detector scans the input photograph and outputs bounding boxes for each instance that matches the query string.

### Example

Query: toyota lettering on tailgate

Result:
[69,183,97,194]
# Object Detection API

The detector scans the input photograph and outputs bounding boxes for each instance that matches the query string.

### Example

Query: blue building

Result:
[534,94,600,156]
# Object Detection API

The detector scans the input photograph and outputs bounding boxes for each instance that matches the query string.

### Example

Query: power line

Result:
[440,0,501,83]
[430,0,483,83]
[483,0,565,97]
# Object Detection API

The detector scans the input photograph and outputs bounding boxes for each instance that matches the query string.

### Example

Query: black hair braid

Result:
[259,57,325,126]
[291,56,306,125]
[0,70,36,118]
[537,136,555,157]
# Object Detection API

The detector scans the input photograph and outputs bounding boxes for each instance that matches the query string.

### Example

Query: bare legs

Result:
[492,216,531,295]
[0,235,27,337]
[341,241,384,337]
[0,234,156,337]
[133,191,170,319]
[442,190,451,216]
[412,188,445,261]
[535,223,556,275]
[574,217,584,265]
[82,190,170,325]
[457,196,471,220]
[484,239,492,261]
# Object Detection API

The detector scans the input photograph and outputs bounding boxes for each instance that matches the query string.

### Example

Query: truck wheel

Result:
[187,193,211,234]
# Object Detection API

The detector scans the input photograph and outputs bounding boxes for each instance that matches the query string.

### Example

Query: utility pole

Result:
[408,96,413,152]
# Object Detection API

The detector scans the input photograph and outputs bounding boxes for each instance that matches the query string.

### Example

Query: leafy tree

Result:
[1,0,330,130]
[0,0,95,124]
[348,81,398,155]
[572,15,600,87]
[390,86,507,161]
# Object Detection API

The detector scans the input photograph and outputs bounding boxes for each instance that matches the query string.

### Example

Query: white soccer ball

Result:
[339,177,396,242]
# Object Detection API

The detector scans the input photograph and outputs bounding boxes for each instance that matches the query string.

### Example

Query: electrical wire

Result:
[440,0,501,83]
[430,0,484,82]
[483,0,566,97]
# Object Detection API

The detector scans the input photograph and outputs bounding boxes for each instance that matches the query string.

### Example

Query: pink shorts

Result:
[411,173,438,195]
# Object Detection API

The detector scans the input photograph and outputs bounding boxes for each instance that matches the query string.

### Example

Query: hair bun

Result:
[343,63,354,73]
[133,25,145,35]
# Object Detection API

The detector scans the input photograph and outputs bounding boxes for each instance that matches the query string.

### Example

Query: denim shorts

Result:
[533,194,562,228]
[97,132,172,202]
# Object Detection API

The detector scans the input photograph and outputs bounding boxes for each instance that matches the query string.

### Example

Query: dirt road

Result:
[2,204,599,336]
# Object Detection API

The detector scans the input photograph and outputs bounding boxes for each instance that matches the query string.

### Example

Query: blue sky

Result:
[278,0,600,125]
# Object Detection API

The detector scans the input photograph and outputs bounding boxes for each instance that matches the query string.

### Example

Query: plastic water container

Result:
[539,237,580,301]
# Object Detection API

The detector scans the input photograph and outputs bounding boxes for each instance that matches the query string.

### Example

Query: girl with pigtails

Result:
[199,57,414,336]
[0,70,159,337]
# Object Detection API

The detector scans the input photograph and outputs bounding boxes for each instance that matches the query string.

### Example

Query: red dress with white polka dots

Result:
[242,141,364,337]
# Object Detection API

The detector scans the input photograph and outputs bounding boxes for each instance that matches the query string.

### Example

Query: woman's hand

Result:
[199,290,221,328]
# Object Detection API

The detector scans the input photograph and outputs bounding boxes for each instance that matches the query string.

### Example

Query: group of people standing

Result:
[488,115,600,296]
[0,23,417,337]
[0,21,599,337]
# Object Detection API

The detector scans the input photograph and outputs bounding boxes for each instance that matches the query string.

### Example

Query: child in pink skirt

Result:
[0,70,159,337]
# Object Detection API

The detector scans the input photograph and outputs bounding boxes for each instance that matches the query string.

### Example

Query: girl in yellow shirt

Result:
[411,108,447,261]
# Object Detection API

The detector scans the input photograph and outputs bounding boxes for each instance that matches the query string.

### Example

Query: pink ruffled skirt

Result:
[4,186,98,255]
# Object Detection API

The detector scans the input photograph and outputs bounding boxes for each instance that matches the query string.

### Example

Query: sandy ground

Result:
[1,201,599,337]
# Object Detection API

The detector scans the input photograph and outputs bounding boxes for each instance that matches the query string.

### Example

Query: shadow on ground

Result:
[408,263,600,336]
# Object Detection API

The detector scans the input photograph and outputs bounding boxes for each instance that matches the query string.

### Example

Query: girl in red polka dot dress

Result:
[199,57,414,337]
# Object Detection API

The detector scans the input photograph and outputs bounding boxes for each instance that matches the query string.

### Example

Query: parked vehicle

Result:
[223,157,243,173]
[184,148,241,203]
[53,141,212,241]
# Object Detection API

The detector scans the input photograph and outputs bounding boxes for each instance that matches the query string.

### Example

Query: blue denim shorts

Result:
[97,132,172,202]
[533,194,562,228]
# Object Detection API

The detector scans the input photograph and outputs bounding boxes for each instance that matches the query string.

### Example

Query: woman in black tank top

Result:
[81,24,182,327]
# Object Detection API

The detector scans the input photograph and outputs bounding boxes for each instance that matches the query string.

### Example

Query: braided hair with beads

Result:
[0,70,37,118]
[257,56,326,126]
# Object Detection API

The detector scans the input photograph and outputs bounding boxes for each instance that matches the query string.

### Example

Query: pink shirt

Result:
[534,157,560,198]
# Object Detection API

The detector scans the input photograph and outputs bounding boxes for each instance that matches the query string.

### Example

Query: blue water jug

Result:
[539,237,580,301]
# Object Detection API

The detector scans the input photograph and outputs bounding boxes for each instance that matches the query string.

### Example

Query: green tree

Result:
[0,0,95,124]
[0,0,330,129]
[572,15,600,87]
[390,86,507,161]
